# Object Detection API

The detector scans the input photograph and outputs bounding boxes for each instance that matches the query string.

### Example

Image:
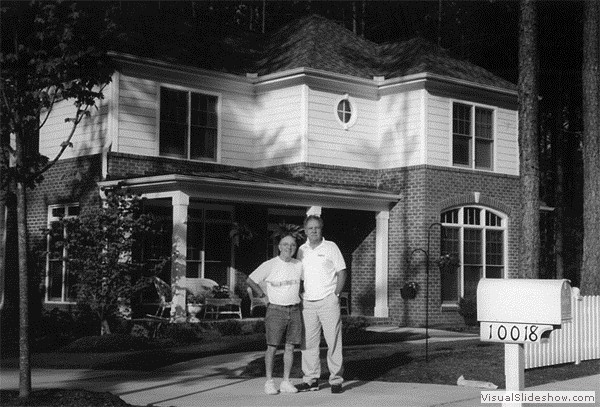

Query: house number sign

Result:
[480,322,555,344]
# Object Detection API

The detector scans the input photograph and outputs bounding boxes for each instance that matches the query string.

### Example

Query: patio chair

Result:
[247,286,268,316]
[149,276,172,320]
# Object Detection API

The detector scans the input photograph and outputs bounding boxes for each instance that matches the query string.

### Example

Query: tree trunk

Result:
[553,121,565,280]
[16,180,30,398]
[0,143,7,311]
[581,0,600,296]
[518,0,541,279]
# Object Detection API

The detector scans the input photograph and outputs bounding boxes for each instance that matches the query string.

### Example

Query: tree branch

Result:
[31,105,88,180]
[38,88,59,130]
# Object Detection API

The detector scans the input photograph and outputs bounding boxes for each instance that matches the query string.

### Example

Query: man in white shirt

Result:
[247,234,303,395]
[295,215,346,394]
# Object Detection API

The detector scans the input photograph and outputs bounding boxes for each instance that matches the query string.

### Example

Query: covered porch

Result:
[98,170,400,322]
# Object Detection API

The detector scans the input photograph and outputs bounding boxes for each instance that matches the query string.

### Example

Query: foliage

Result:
[403,281,419,291]
[438,253,460,273]
[59,334,155,353]
[1,1,118,396]
[458,296,478,325]
[57,188,168,335]
[270,222,305,241]
[341,315,370,337]
[0,1,117,187]
[210,285,231,299]
[400,281,419,299]
[229,222,254,247]
[186,293,205,305]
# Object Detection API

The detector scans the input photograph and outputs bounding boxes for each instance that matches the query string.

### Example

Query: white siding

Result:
[38,68,519,178]
[253,86,304,167]
[39,82,111,159]
[426,94,451,167]
[117,75,157,156]
[378,90,424,169]
[116,74,256,167]
[307,88,378,169]
[424,92,519,176]
[220,93,255,167]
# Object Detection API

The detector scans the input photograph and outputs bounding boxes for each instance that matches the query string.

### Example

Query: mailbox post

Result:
[477,279,572,407]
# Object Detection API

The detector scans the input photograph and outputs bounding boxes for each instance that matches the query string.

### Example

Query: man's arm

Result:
[246,277,266,298]
[335,268,347,296]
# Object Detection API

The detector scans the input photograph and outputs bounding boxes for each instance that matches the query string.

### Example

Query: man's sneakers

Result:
[295,380,320,392]
[264,379,278,395]
[280,380,299,393]
[331,383,343,394]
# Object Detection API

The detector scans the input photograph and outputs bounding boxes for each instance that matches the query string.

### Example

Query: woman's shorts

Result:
[264,303,302,346]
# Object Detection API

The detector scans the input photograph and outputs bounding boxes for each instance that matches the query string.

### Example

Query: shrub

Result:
[157,323,203,345]
[32,307,98,352]
[342,316,370,338]
[458,296,478,325]
[58,188,168,336]
[60,334,155,353]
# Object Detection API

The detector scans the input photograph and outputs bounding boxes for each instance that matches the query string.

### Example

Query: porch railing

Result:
[524,287,600,369]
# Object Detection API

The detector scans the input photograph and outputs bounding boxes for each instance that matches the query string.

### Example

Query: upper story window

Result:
[337,99,351,123]
[452,103,494,170]
[334,94,357,130]
[46,204,80,303]
[440,206,506,304]
[159,86,218,161]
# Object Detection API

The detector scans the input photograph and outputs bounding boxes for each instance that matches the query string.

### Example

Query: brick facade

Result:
[27,152,520,326]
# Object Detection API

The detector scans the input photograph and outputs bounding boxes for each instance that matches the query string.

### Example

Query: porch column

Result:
[374,211,389,317]
[306,206,322,216]
[171,191,189,322]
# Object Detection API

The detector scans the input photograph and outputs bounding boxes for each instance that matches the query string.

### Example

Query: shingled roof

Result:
[116,14,515,90]
[255,15,515,89]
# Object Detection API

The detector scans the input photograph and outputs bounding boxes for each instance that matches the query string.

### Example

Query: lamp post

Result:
[407,222,442,362]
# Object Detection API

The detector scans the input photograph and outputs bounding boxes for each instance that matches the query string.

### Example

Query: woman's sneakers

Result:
[265,379,299,395]
[280,380,299,393]
[264,379,278,395]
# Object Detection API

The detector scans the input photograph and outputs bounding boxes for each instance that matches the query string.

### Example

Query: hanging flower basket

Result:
[439,253,460,273]
[401,282,419,300]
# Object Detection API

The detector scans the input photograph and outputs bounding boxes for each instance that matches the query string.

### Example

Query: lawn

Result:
[1,326,598,406]
[240,338,600,390]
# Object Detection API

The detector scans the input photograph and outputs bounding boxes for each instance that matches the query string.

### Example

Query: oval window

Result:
[334,94,357,130]
[337,99,352,123]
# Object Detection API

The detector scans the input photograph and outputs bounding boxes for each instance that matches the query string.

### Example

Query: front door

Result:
[187,205,233,286]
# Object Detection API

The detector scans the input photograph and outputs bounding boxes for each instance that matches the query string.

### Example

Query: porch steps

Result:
[343,315,394,327]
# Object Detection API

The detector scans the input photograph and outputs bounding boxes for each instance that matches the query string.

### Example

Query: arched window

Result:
[440,206,507,304]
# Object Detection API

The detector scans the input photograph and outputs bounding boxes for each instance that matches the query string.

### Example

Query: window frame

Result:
[333,94,357,130]
[45,203,80,304]
[440,206,507,306]
[451,101,495,171]
[158,85,221,163]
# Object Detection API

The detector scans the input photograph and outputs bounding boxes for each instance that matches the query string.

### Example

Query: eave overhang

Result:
[108,52,517,106]
[98,173,401,212]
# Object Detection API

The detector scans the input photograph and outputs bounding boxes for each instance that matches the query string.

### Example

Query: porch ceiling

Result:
[98,171,401,211]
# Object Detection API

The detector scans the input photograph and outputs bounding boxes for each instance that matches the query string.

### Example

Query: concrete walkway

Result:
[1,327,597,406]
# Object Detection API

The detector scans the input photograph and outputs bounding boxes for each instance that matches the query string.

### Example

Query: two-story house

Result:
[29,15,520,326]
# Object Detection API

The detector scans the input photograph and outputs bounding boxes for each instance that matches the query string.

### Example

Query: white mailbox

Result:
[478,278,571,325]
[477,279,571,344]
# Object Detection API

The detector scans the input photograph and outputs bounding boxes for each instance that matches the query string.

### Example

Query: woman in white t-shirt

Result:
[247,234,303,395]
